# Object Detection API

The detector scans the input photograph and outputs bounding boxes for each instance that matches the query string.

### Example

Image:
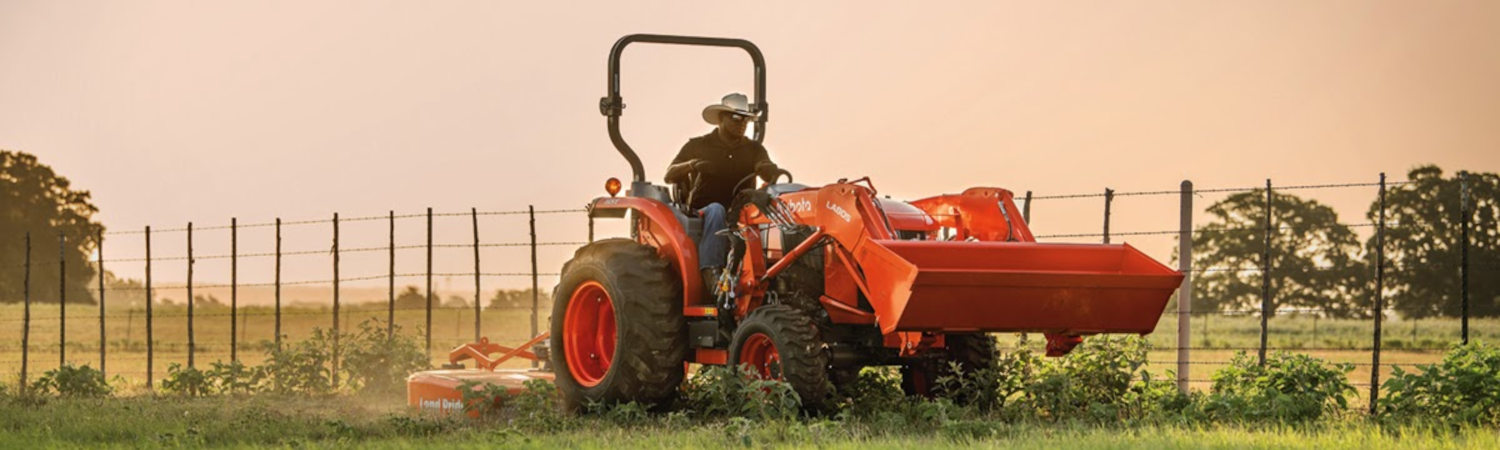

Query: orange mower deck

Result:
[407,334,553,417]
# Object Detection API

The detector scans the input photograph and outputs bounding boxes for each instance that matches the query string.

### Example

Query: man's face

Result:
[718,112,750,140]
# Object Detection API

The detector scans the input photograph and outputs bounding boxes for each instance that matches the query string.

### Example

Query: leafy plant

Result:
[340,319,429,394]
[458,378,513,418]
[161,363,212,396]
[28,364,112,398]
[1379,342,1500,426]
[1200,351,1354,422]
[207,360,259,394]
[934,344,1044,412]
[258,328,337,394]
[680,365,801,420]
[836,368,905,419]
[1011,335,1175,422]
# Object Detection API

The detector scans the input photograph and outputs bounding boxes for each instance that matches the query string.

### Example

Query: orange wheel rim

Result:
[564,281,615,387]
[739,333,782,380]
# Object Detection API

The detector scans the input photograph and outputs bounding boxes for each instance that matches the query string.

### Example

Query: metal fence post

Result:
[588,211,595,242]
[388,211,396,340]
[21,233,31,393]
[425,207,433,358]
[187,222,194,369]
[274,218,282,352]
[230,217,238,362]
[529,205,539,368]
[1177,180,1193,392]
[1259,179,1272,366]
[1022,190,1033,224]
[1103,188,1114,244]
[58,231,66,367]
[97,229,106,376]
[144,226,153,389]
[1459,171,1470,345]
[332,213,340,390]
[472,208,481,343]
[1371,173,1386,415]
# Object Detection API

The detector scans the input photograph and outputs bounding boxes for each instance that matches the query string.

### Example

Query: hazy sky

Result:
[3,1,1498,294]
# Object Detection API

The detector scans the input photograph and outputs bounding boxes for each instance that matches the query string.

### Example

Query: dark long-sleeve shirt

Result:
[668,130,774,210]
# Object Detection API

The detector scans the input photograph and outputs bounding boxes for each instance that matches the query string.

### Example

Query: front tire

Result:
[550,239,685,410]
[728,304,833,410]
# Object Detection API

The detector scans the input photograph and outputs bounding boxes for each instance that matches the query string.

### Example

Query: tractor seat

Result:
[674,209,705,245]
[765,182,810,196]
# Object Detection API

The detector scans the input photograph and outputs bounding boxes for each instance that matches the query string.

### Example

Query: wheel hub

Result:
[739,332,782,379]
[563,281,616,387]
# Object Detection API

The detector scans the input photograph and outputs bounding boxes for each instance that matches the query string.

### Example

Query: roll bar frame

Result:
[600,34,767,183]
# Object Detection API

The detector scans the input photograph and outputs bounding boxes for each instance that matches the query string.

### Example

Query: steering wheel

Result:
[732,168,794,195]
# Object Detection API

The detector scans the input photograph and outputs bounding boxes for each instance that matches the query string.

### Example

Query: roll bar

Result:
[600,34,767,182]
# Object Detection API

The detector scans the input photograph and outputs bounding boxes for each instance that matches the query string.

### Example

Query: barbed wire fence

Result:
[4,205,592,391]
[1005,172,1489,413]
[2,172,1491,412]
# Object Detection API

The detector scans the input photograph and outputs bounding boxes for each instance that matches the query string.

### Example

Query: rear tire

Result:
[728,304,833,411]
[550,239,685,410]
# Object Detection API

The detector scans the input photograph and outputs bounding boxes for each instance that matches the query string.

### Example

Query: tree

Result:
[394,286,427,310]
[1,150,104,304]
[1190,189,1368,318]
[1369,166,1500,319]
[487,288,546,310]
[98,271,151,308]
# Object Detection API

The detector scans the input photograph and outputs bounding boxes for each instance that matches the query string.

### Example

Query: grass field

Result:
[1,302,1496,448]
[3,301,1494,398]
[0,395,1496,449]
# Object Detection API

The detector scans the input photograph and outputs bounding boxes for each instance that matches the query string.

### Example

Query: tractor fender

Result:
[589,197,704,306]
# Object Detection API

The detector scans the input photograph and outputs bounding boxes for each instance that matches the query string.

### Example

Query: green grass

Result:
[0,395,1495,449]
[0,303,542,391]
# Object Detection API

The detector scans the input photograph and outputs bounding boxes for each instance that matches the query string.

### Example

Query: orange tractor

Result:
[548,34,1183,408]
[409,34,1183,413]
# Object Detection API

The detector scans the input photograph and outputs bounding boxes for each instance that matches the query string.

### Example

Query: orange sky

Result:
[3,1,1498,297]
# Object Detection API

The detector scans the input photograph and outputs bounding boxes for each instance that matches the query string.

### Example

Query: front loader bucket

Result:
[853,239,1184,335]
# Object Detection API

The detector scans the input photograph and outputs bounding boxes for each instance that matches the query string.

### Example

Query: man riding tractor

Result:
[664,93,782,298]
[547,34,1183,413]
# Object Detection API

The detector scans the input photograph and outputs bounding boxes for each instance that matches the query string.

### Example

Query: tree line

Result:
[1189,165,1498,319]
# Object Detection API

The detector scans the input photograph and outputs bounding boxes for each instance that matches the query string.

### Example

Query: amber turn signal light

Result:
[605,177,622,197]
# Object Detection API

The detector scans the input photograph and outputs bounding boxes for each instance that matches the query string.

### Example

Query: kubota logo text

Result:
[826,201,852,223]
[787,198,811,213]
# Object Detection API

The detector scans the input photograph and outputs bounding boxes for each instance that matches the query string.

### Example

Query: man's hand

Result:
[666,158,712,184]
[755,161,781,182]
[690,159,714,174]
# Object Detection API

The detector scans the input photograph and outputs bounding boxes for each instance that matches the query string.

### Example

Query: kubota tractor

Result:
[545,34,1185,409]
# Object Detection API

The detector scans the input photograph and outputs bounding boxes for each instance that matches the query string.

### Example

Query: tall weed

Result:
[1379,342,1500,426]
[680,365,801,420]
[258,329,337,394]
[340,319,429,394]
[28,364,113,398]
[161,363,211,396]
[1010,335,1179,422]
[1196,351,1354,423]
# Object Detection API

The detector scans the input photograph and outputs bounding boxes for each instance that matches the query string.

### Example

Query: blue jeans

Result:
[698,203,728,269]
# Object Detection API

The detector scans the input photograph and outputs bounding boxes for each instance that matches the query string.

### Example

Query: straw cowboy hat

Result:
[701,93,759,125]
